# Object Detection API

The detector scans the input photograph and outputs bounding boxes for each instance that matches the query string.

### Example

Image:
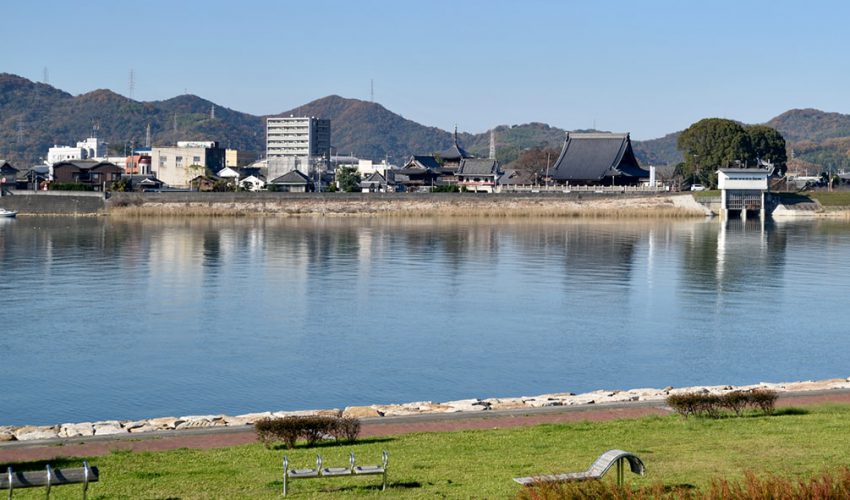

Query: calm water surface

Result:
[1,216,848,425]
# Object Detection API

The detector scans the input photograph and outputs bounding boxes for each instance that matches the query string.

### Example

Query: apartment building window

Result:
[159,156,167,168]
[176,156,184,167]
[193,156,201,163]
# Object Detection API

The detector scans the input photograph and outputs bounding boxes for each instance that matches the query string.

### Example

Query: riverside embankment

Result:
[2,377,848,446]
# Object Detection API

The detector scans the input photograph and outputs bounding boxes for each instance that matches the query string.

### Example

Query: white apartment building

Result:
[149,141,225,187]
[266,116,330,181]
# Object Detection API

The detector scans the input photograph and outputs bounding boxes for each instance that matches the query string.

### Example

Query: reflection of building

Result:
[717,168,770,221]
[549,133,648,185]
[150,141,226,188]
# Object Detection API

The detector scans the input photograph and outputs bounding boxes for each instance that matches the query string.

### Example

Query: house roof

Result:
[271,170,310,185]
[457,158,500,176]
[550,133,648,181]
[53,160,121,171]
[498,169,536,185]
[402,155,441,171]
[360,172,390,187]
[0,160,19,172]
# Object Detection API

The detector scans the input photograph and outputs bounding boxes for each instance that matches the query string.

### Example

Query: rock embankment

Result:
[2,378,848,443]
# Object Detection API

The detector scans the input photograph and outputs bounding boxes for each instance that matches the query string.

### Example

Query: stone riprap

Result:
[3,377,849,442]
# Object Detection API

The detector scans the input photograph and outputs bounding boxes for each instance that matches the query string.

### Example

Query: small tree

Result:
[336,166,361,192]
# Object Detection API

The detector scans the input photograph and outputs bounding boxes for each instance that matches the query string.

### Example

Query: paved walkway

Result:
[2,390,848,464]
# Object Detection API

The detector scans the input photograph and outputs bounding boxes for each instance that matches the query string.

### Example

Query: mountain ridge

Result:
[1,73,847,171]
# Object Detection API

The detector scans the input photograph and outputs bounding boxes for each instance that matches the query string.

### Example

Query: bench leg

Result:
[616,458,624,486]
[382,469,387,492]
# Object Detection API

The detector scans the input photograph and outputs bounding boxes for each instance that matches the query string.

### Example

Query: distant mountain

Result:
[1,73,848,171]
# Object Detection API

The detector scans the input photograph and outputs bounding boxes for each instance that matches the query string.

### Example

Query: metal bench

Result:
[1,462,99,499]
[514,449,645,487]
[282,451,387,496]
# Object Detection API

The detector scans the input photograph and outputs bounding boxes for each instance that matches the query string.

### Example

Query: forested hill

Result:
[1,73,848,171]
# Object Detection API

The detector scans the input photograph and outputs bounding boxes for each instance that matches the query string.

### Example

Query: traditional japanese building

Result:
[456,158,501,193]
[549,133,648,186]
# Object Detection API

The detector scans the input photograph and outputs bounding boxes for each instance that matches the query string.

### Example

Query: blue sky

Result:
[3,1,848,139]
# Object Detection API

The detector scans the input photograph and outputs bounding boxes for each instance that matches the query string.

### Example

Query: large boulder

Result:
[15,425,59,441]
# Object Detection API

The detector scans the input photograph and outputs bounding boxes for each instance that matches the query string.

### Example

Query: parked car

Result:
[690,184,706,191]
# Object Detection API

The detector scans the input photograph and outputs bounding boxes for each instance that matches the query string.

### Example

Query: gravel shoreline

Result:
[3,377,848,445]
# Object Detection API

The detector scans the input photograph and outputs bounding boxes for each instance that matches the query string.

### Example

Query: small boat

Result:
[0,208,17,218]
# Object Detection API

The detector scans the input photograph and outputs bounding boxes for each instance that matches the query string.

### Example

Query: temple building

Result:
[549,133,648,186]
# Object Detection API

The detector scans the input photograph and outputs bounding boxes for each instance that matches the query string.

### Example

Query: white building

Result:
[149,141,225,188]
[266,116,330,181]
[717,168,771,220]
[46,137,107,165]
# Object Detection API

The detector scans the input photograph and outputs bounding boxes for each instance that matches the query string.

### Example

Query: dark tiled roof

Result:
[498,169,536,185]
[271,170,310,185]
[403,155,441,171]
[438,142,473,162]
[457,158,500,176]
[53,160,121,171]
[550,133,648,182]
[0,160,19,172]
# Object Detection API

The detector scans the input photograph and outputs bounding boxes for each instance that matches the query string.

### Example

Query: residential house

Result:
[549,133,648,186]
[52,160,124,190]
[456,158,501,193]
[360,171,394,193]
[15,166,50,190]
[0,160,19,191]
[121,174,165,192]
[240,175,266,192]
[270,170,312,192]
[150,141,225,188]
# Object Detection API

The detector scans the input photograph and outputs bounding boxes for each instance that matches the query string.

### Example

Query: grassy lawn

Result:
[807,191,850,207]
[691,190,720,199]
[8,404,850,499]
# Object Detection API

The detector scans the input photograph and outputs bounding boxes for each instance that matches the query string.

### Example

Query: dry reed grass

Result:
[517,467,850,500]
[108,198,707,219]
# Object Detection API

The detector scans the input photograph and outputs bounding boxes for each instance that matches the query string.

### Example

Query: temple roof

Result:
[457,158,500,176]
[550,133,648,182]
[438,127,474,162]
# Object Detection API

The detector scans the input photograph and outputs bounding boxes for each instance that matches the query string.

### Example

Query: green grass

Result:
[807,191,850,207]
[7,405,850,499]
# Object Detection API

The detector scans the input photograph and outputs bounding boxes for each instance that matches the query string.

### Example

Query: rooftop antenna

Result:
[454,124,459,146]
[489,129,496,160]
[145,123,151,148]
[129,69,135,99]
[370,79,374,103]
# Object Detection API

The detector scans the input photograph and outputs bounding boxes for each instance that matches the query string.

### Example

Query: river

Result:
[1,216,848,425]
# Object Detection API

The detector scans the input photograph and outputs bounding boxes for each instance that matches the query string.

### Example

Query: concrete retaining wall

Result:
[0,191,105,214]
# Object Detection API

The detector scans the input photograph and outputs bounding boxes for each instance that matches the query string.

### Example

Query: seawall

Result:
[0,191,105,214]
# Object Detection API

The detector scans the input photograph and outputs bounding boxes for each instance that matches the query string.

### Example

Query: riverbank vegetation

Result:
[7,403,850,498]
[106,194,708,219]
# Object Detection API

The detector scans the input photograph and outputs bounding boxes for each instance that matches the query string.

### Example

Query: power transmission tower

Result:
[17,118,24,144]
[145,123,151,148]
[210,104,215,120]
[42,67,49,85]
[370,79,374,103]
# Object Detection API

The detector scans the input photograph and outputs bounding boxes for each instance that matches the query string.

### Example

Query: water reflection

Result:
[2,216,850,425]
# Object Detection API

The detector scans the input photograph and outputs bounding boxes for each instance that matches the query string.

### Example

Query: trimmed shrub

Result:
[722,391,750,416]
[49,182,95,191]
[669,389,779,419]
[331,417,362,443]
[748,389,778,415]
[254,415,361,449]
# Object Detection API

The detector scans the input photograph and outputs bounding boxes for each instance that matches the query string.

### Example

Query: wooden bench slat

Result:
[0,466,99,489]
